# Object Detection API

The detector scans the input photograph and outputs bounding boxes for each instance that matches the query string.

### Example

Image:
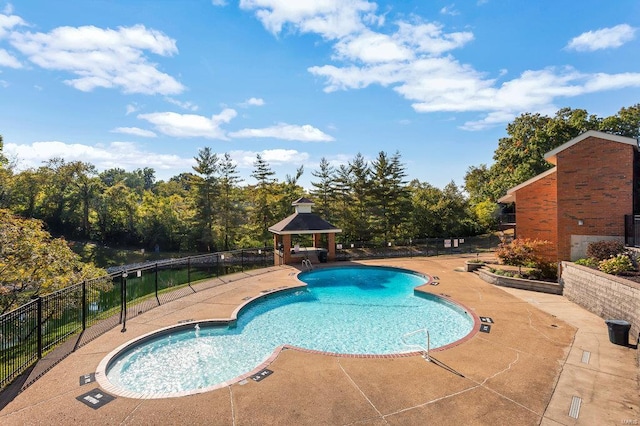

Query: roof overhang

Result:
[497,167,557,204]
[544,130,638,165]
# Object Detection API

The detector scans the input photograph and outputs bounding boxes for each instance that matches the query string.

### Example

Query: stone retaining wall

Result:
[561,262,640,340]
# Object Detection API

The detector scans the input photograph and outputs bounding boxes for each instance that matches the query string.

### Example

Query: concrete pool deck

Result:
[0,255,638,425]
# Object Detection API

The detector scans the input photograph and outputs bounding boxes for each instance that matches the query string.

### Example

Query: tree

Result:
[67,161,100,238]
[369,151,409,242]
[0,210,105,313]
[192,147,220,251]
[349,153,372,242]
[218,153,243,250]
[310,157,336,221]
[250,154,277,247]
[0,134,10,208]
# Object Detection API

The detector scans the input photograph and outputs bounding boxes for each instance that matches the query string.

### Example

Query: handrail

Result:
[302,259,313,271]
[401,328,430,362]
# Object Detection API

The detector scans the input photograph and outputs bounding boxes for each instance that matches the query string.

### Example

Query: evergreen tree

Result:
[219,153,243,250]
[192,147,220,251]
[310,157,336,221]
[251,154,277,247]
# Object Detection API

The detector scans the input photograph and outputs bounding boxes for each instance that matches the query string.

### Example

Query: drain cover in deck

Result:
[76,388,115,409]
[250,369,273,382]
[79,373,96,386]
[479,324,491,333]
[479,317,494,324]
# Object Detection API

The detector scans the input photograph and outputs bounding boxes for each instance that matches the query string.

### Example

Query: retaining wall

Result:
[476,267,563,295]
[561,262,640,340]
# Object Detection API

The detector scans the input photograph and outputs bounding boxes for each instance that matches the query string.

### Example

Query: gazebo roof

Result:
[268,212,342,235]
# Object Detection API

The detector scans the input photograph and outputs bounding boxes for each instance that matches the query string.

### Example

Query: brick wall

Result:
[515,171,558,260]
[556,137,635,260]
[561,262,640,341]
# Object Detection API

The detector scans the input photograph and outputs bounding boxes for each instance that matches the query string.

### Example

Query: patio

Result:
[0,255,637,425]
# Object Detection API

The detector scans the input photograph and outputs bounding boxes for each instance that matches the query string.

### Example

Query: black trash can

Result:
[605,319,631,346]
[318,250,328,263]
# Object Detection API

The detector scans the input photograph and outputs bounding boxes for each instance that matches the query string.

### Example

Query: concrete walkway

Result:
[0,255,637,425]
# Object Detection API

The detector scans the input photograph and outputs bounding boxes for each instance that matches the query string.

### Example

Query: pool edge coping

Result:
[95,265,481,399]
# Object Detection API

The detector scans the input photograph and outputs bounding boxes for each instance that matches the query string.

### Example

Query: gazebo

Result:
[268,197,342,266]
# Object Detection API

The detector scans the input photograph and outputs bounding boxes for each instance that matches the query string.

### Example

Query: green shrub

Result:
[536,261,558,280]
[598,254,635,275]
[587,240,625,261]
[575,257,598,267]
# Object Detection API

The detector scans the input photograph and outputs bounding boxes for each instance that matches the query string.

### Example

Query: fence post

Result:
[155,262,159,305]
[121,272,127,333]
[82,281,87,331]
[187,257,191,285]
[241,249,244,272]
[36,296,42,359]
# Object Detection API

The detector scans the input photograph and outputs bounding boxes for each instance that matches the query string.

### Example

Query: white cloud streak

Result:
[165,97,199,111]
[138,108,238,139]
[566,24,636,52]
[5,140,193,175]
[230,148,310,168]
[229,123,334,141]
[111,127,157,138]
[241,97,265,107]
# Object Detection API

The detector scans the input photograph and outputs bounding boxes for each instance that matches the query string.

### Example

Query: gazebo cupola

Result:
[268,197,342,266]
[293,197,313,213]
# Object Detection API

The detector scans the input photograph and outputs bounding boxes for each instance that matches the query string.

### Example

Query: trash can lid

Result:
[605,319,630,326]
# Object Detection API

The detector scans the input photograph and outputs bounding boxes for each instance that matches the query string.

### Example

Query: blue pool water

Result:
[105,266,474,396]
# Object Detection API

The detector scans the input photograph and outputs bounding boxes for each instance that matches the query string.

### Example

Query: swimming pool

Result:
[99,265,476,398]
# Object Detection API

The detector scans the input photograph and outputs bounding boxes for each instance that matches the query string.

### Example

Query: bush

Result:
[587,240,625,261]
[495,238,552,273]
[575,257,598,267]
[598,254,635,275]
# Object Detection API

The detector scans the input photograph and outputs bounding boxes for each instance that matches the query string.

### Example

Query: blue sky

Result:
[1,0,639,190]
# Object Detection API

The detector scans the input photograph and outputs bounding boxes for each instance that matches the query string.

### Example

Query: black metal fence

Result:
[0,236,500,396]
[0,248,273,393]
[335,235,501,260]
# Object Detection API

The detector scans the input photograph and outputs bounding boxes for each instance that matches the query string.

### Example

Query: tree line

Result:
[1,103,638,255]
[0,143,482,253]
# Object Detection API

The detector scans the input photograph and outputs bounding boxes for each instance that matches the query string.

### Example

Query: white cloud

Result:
[126,103,139,115]
[165,97,199,111]
[566,24,636,52]
[240,97,265,107]
[0,47,20,67]
[242,3,640,131]
[229,123,334,141]
[5,140,194,176]
[10,23,184,95]
[111,127,157,138]
[395,21,473,56]
[138,108,237,139]
[212,0,228,6]
[230,148,310,168]
[334,30,413,63]
[239,0,379,39]
[440,5,459,16]
[0,10,26,39]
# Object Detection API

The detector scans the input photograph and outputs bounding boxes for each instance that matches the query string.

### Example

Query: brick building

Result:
[498,130,639,261]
